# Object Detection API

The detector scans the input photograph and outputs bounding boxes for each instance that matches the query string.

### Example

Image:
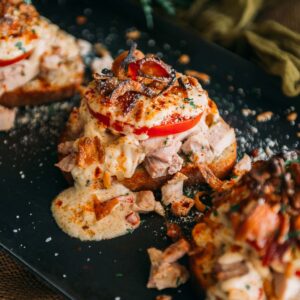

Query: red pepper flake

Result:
[76,15,87,25]
[55,199,63,207]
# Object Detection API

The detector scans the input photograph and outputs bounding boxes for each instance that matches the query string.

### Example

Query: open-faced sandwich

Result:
[190,151,300,300]
[52,44,237,241]
[0,0,84,107]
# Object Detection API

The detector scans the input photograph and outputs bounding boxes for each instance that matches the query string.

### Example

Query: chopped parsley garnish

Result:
[115,273,124,277]
[24,0,32,4]
[285,158,300,166]
[182,151,193,163]
[280,203,287,213]
[212,210,219,217]
[183,97,196,108]
[230,203,240,212]
[245,284,250,290]
[15,41,26,53]
[287,230,300,239]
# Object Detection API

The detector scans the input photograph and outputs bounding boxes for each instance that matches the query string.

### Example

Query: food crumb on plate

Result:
[125,29,141,40]
[178,54,190,64]
[241,108,256,117]
[45,237,52,243]
[256,111,273,122]
[156,295,172,300]
[76,15,87,25]
[287,112,297,122]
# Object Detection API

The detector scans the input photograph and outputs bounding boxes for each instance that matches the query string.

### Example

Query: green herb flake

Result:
[245,284,250,290]
[126,228,134,234]
[24,0,32,4]
[230,203,240,213]
[212,210,219,217]
[287,230,300,239]
[280,203,287,213]
[183,97,196,108]
[285,158,300,166]
[15,41,26,53]
[115,273,124,278]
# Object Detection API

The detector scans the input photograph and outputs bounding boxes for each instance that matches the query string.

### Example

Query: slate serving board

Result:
[0,0,299,299]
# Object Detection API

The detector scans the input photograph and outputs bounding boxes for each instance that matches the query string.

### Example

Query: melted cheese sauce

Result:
[86,77,209,129]
[52,184,137,241]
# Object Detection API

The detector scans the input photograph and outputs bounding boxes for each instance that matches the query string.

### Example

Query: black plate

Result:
[0,1,299,299]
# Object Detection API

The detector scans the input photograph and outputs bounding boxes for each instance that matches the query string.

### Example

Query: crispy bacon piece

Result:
[112,43,144,79]
[166,223,183,241]
[92,195,119,221]
[236,202,280,249]
[171,196,194,217]
[197,164,224,191]
[77,136,103,168]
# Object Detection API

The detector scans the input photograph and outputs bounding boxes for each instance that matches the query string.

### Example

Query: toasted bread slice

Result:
[0,56,84,107]
[121,141,236,191]
[59,108,237,191]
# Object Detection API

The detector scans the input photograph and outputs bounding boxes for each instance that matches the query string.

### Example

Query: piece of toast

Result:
[59,108,237,191]
[121,141,236,191]
[0,56,84,107]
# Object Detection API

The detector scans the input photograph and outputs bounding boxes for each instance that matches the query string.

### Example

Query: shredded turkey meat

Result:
[147,239,190,290]
[134,190,165,216]
[161,172,187,206]
[144,140,183,178]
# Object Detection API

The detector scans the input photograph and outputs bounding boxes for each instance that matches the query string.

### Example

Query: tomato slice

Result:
[87,102,201,137]
[134,114,202,137]
[127,58,171,81]
[0,51,32,67]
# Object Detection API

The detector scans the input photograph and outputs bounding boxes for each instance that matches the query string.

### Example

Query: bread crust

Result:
[58,108,237,191]
[0,66,84,107]
[121,142,236,191]
[0,80,82,107]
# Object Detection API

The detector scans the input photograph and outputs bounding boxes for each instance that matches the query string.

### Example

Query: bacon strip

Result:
[197,163,224,191]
